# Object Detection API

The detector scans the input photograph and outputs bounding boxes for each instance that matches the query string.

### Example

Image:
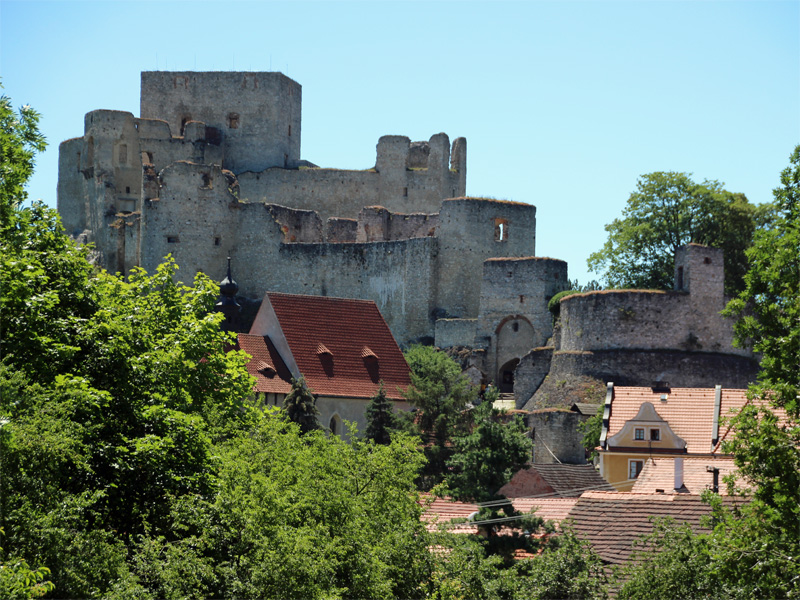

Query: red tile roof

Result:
[264,293,411,400]
[607,387,749,454]
[499,465,615,498]
[630,457,745,495]
[235,334,293,394]
[421,495,578,534]
[568,491,746,565]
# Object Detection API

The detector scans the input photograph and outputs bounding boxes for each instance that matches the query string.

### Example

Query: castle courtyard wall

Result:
[559,290,749,357]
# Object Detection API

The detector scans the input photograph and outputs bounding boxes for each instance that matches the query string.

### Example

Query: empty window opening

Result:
[634,428,645,441]
[227,112,240,129]
[629,460,644,479]
[201,173,212,189]
[494,218,509,242]
[650,428,661,442]
[180,116,191,135]
[214,237,221,246]
[403,187,408,197]
[512,322,519,332]
[119,144,127,165]
[704,257,712,264]
[288,125,292,137]
[167,236,180,244]
[125,186,131,194]
[677,266,684,290]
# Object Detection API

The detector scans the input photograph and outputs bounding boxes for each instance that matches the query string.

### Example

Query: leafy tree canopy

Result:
[620,148,800,599]
[445,401,531,505]
[402,345,478,489]
[588,171,762,294]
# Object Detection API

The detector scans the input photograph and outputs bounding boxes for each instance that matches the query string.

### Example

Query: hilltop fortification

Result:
[58,72,756,396]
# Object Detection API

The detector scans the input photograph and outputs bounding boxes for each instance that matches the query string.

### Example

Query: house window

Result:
[629,460,644,479]
[494,218,509,242]
[214,236,221,246]
[650,428,661,442]
[167,236,179,244]
[634,428,645,441]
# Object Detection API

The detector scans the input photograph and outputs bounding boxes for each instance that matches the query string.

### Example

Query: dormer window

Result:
[650,428,661,442]
[634,428,645,441]
[255,360,276,378]
[360,346,379,361]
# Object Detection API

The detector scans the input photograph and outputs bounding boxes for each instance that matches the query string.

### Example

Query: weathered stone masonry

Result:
[58,72,755,395]
[57,71,564,386]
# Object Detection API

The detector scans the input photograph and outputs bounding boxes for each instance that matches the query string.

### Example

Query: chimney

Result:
[674,456,684,491]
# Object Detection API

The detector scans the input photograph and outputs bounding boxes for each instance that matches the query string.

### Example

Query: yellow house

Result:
[597,384,749,491]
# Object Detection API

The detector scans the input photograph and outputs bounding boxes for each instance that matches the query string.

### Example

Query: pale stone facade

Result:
[57,72,754,394]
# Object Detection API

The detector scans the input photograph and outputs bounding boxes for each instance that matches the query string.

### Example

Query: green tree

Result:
[0,86,46,227]
[619,148,800,599]
[365,381,396,444]
[444,401,539,560]
[445,402,531,504]
[402,345,478,489]
[578,409,603,462]
[588,171,760,294]
[283,375,321,434]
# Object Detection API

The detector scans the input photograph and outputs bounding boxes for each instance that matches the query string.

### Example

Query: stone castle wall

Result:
[57,71,756,396]
[140,71,301,173]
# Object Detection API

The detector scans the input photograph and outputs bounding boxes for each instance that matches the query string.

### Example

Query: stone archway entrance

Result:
[498,358,520,394]
[494,315,534,393]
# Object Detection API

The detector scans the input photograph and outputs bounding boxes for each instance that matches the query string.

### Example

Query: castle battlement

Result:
[57,72,754,397]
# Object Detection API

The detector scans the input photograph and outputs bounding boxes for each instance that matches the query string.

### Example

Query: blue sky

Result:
[2,0,798,285]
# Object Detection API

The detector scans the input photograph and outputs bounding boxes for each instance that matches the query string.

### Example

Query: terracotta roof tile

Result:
[567,491,746,565]
[421,495,578,534]
[499,465,615,498]
[266,293,412,400]
[236,334,293,395]
[630,457,745,495]
[608,387,749,454]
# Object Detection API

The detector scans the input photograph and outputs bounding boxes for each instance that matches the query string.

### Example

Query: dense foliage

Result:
[364,381,396,444]
[616,148,800,598]
[588,171,761,294]
[282,375,322,434]
[402,345,477,489]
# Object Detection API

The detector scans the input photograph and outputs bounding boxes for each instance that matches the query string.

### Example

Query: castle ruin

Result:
[57,71,757,399]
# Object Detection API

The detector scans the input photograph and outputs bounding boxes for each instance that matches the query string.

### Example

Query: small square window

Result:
[650,428,661,442]
[634,428,645,441]
[629,460,644,479]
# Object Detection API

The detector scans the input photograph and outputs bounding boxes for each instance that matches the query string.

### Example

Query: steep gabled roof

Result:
[236,334,293,395]
[251,292,411,400]
[607,387,749,454]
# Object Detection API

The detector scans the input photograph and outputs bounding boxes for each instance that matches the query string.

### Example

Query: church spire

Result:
[216,257,241,332]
